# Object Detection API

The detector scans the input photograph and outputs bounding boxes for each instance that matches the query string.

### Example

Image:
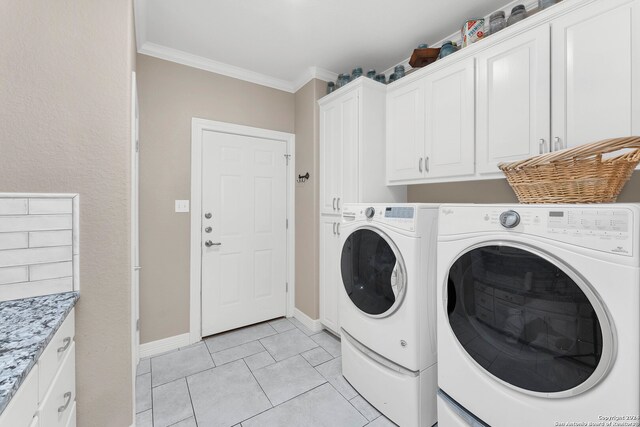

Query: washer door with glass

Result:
[446,244,612,397]
[341,227,406,317]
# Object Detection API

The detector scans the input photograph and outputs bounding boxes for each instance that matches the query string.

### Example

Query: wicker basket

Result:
[498,136,640,204]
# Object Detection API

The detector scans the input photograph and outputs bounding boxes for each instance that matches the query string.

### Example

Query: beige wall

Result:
[0,1,134,426]
[137,54,295,343]
[408,171,640,203]
[294,79,326,319]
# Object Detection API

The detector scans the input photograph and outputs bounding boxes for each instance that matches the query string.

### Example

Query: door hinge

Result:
[286,282,289,292]
[286,218,289,229]
[136,319,140,331]
[135,140,139,153]
[284,154,291,165]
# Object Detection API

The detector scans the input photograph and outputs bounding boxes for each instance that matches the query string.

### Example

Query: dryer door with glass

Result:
[341,227,407,318]
[446,244,614,397]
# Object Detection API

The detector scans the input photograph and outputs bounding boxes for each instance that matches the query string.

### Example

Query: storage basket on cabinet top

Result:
[498,136,640,204]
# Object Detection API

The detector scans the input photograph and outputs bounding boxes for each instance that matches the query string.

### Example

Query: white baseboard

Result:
[139,333,191,358]
[293,308,324,334]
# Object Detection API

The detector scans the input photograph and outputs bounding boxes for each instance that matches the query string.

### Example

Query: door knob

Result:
[205,240,221,247]
[205,227,212,233]
[204,212,212,219]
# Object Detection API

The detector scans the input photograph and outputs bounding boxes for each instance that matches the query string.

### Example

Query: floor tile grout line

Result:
[204,331,278,355]
[183,375,198,427]
[242,358,275,408]
[237,381,330,426]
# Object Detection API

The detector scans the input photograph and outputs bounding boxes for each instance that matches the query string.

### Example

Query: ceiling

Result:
[135,0,510,92]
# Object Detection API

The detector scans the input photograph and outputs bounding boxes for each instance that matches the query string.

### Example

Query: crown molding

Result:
[138,41,339,94]
[138,42,298,92]
[292,66,338,92]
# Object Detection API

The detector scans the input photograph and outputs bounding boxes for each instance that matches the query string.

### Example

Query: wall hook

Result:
[297,172,310,183]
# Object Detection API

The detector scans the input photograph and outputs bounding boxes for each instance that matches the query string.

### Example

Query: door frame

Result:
[189,118,296,344]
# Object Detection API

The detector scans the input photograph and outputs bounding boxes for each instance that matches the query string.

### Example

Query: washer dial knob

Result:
[365,207,376,219]
[499,210,521,228]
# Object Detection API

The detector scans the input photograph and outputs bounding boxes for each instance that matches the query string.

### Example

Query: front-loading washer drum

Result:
[340,226,407,317]
[445,243,614,398]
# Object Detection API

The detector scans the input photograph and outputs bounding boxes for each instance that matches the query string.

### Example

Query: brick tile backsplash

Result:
[0,194,79,301]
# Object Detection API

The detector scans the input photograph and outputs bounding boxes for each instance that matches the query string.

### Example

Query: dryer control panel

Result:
[439,205,638,257]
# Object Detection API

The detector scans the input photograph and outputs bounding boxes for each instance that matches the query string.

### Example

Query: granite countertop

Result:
[0,291,79,416]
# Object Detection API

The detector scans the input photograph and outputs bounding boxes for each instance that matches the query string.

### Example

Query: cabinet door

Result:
[386,80,426,183]
[339,90,359,211]
[552,0,640,150]
[319,103,341,214]
[476,25,551,174]
[424,58,476,178]
[319,216,340,334]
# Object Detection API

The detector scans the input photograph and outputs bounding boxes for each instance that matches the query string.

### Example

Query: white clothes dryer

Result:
[437,204,640,427]
[339,203,439,427]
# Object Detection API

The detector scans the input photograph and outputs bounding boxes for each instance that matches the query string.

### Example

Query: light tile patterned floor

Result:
[135,318,398,427]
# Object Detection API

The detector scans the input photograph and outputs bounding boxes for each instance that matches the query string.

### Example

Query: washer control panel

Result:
[342,204,417,232]
[439,205,636,256]
[384,206,415,219]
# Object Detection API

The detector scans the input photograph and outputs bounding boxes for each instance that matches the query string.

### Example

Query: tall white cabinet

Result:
[318,78,406,334]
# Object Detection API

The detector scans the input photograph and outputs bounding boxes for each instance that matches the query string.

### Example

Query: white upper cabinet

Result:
[424,57,476,178]
[384,0,640,185]
[551,0,640,150]
[387,58,475,183]
[386,80,426,183]
[320,78,405,213]
[476,25,551,174]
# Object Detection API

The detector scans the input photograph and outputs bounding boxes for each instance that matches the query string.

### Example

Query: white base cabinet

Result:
[0,310,76,427]
[319,215,341,335]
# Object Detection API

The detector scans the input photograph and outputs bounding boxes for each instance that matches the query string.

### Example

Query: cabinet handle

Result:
[332,222,336,235]
[425,156,430,173]
[332,197,336,211]
[554,137,562,151]
[336,198,340,211]
[539,138,545,154]
[336,223,341,236]
[57,337,71,353]
[418,157,423,173]
[58,392,72,414]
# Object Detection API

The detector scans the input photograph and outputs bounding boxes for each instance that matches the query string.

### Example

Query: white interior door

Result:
[201,130,287,336]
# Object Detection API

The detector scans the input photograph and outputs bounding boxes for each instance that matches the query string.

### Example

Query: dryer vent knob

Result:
[365,207,376,219]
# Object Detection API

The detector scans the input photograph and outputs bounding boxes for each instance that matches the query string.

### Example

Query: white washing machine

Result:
[436,204,640,427]
[339,203,439,427]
